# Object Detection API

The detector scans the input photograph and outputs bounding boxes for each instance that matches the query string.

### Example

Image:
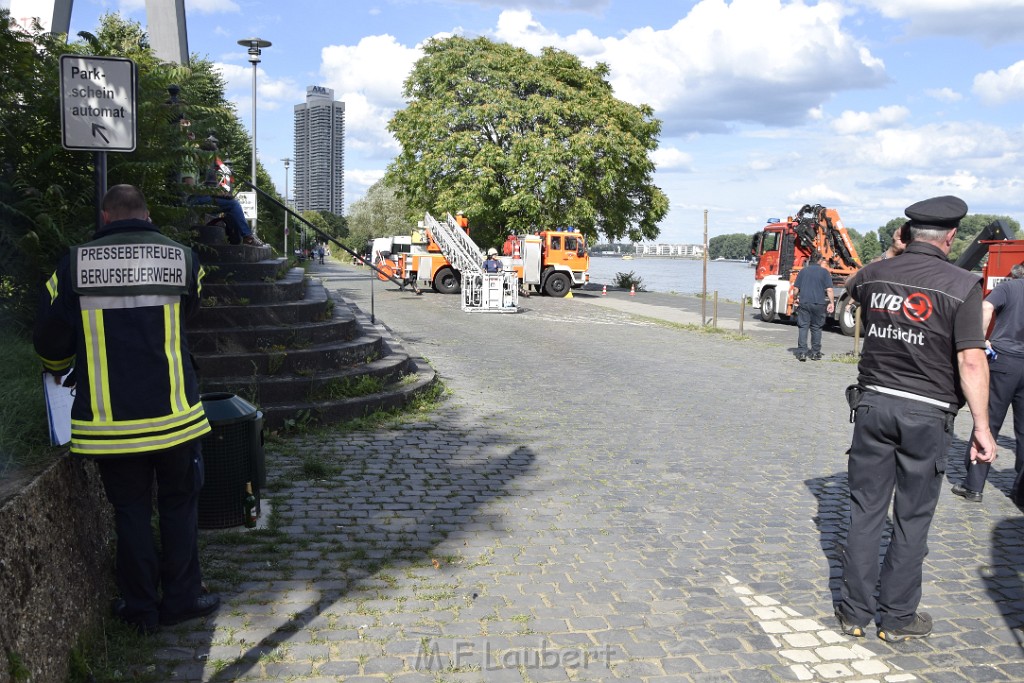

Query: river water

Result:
[587,256,754,299]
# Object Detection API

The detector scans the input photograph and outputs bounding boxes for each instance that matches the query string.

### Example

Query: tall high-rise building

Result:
[293,85,345,215]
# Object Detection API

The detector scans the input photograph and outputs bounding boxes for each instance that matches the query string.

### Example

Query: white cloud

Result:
[787,184,852,205]
[492,2,887,134]
[973,61,1024,105]
[214,62,303,113]
[853,0,1024,42]
[314,3,887,164]
[831,105,910,135]
[346,168,387,193]
[650,147,693,172]
[925,87,962,103]
[852,122,1021,170]
[319,34,424,147]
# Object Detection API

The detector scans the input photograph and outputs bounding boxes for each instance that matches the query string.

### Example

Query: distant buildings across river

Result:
[594,243,706,258]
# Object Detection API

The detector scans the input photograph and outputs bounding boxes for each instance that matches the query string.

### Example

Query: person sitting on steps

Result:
[182,174,260,246]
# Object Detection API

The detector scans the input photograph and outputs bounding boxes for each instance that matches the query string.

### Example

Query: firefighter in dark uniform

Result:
[34,185,220,634]
[835,195,996,642]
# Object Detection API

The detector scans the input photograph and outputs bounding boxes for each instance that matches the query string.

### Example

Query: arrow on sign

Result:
[91,123,109,143]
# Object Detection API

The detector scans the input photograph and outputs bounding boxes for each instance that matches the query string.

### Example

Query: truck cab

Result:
[751,205,862,336]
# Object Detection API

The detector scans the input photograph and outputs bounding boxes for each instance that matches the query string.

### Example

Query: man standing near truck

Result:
[952,262,1024,504]
[791,252,835,361]
[835,195,995,642]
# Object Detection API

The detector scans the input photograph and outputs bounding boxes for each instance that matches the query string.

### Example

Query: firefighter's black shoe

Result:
[951,483,983,502]
[159,593,221,626]
[110,598,160,635]
[878,612,932,642]
[834,608,867,637]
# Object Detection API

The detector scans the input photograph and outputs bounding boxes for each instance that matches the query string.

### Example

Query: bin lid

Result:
[201,392,259,425]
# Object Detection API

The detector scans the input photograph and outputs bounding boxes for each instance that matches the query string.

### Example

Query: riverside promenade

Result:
[162,259,1024,682]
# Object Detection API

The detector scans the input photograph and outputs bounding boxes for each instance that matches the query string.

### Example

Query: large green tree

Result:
[386,36,669,249]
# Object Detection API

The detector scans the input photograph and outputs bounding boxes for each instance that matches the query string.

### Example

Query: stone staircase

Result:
[187,240,437,431]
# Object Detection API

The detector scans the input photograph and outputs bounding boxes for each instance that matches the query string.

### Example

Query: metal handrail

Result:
[239,180,421,294]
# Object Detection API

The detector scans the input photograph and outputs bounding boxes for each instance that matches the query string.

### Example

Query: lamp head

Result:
[237,38,271,63]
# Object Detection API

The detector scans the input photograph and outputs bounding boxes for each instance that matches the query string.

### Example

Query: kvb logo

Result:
[903,292,933,322]
[868,291,934,322]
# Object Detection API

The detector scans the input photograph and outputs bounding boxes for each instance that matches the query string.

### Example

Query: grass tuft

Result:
[0,331,63,482]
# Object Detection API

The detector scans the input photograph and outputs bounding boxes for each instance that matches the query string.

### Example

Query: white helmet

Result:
[487,248,498,256]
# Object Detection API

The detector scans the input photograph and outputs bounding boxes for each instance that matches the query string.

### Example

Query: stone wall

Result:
[0,457,113,683]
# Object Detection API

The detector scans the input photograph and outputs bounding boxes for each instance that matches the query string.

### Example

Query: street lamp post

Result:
[282,157,291,257]
[237,37,271,233]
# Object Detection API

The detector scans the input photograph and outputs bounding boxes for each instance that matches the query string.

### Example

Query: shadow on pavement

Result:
[983,517,1024,649]
[168,398,536,681]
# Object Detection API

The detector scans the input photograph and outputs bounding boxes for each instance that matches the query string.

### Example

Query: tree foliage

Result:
[873,213,1019,264]
[0,11,281,329]
[708,233,753,260]
[386,36,669,249]
[857,230,882,262]
[344,178,413,251]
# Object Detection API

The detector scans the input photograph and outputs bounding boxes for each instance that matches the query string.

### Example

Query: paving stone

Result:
[160,267,1024,683]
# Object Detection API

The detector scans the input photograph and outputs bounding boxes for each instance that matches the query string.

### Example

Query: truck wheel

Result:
[544,272,571,297]
[433,267,460,294]
[838,298,857,336]
[759,289,777,322]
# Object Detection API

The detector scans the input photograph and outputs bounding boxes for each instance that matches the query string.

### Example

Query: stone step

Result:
[191,280,330,327]
[198,352,415,405]
[196,240,275,264]
[202,268,306,305]
[258,356,437,430]
[185,311,359,354]
[193,332,385,378]
[202,257,290,284]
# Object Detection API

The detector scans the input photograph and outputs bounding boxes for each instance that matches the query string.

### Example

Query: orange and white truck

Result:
[750,204,863,335]
[371,212,590,297]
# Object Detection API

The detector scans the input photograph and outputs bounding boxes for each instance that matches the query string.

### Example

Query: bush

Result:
[613,270,646,291]
[0,328,60,481]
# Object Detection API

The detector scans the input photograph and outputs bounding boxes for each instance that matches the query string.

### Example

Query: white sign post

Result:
[59,55,137,152]
[236,191,258,221]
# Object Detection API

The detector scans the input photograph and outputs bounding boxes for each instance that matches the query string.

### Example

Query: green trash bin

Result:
[197,393,265,529]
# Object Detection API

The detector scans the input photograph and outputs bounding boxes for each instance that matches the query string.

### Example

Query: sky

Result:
[49,0,1024,243]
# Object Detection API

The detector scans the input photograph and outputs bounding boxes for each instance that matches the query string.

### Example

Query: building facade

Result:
[634,243,705,257]
[293,85,345,215]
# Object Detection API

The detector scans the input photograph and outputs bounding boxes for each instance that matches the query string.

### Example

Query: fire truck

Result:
[750,204,863,335]
[951,220,1016,295]
[370,212,590,298]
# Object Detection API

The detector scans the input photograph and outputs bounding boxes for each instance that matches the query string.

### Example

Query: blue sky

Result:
[46,1,1024,242]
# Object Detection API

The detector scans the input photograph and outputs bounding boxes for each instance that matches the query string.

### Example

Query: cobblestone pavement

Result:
[159,261,1024,682]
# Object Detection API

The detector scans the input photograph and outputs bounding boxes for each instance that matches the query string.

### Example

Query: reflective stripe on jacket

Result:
[34,220,211,456]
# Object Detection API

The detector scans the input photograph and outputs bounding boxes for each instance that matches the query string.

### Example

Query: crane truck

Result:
[370,213,590,297]
[750,204,863,336]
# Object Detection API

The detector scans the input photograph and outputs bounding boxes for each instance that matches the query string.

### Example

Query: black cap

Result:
[904,195,967,230]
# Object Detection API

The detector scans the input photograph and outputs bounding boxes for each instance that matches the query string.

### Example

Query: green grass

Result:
[66,616,166,683]
[308,374,387,401]
[0,331,63,482]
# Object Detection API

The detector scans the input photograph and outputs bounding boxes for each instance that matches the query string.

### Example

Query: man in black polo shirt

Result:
[791,251,835,361]
[835,196,996,642]
[952,262,1024,504]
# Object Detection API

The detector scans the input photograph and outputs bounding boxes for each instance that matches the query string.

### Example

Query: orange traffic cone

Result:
[602,285,607,296]
[629,284,636,296]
